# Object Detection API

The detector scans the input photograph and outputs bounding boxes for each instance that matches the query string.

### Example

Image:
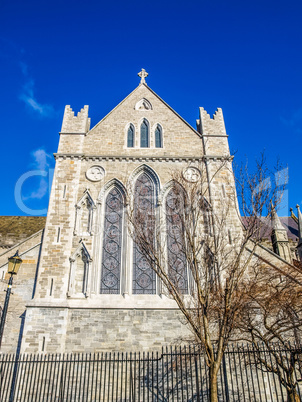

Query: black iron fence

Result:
[0,343,302,401]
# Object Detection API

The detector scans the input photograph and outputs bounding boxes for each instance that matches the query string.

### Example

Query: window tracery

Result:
[100,188,124,294]
[133,173,156,294]
[135,98,152,110]
[166,187,188,294]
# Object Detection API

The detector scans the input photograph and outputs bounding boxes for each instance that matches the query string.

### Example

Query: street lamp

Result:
[0,251,23,348]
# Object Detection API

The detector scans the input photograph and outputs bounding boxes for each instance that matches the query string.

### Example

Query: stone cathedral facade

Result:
[0,70,301,354]
[22,70,241,353]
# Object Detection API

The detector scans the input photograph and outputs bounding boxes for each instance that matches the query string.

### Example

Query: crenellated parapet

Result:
[61,105,91,134]
[197,107,230,157]
[197,107,227,136]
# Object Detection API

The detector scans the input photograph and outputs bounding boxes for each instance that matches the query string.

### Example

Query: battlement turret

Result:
[197,107,230,157]
[61,105,90,134]
[197,107,226,136]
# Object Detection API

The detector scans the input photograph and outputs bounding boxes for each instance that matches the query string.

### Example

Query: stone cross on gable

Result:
[138,69,148,84]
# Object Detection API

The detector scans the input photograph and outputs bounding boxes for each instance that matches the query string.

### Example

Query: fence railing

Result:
[0,343,301,401]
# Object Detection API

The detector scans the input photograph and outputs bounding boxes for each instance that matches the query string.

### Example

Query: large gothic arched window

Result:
[140,120,149,148]
[133,173,156,294]
[100,188,124,294]
[166,187,188,294]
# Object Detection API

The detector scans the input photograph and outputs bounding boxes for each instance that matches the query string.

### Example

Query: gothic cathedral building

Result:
[0,70,301,353]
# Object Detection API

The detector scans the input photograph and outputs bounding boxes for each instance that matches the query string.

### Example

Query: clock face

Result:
[86,166,105,182]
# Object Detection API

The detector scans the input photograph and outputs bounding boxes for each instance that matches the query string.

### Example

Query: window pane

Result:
[140,121,149,147]
[155,126,162,148]
[166,187,188,294]
[127,125,134,147]
[100,188,123,294]
[133,173,156,294]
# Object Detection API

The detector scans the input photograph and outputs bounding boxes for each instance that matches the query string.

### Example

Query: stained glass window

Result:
[166,187,188,294]
[127,125,134,148]
[140,120,149,148]
[155,125,162,148]
[133,173,156,294]
[100,188,123,294]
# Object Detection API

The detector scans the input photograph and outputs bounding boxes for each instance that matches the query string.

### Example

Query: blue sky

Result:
[0,0,301,216]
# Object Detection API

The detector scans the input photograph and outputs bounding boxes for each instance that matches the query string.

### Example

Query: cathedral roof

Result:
[0,216,46,250]
[243,216,299,241]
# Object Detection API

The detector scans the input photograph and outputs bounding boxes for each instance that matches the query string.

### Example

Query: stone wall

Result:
[22,307,191,353]
[0,231,43,353]
[21,83,244,353]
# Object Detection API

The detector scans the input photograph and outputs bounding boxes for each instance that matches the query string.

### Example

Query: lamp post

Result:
[0,251,23,348]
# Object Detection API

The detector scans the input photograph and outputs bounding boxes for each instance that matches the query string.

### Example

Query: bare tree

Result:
[127,155,287,402]
[235,263,302,402]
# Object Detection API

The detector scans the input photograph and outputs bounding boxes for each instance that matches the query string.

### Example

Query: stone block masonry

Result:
[22,308,191,353]
[20,79,247,353]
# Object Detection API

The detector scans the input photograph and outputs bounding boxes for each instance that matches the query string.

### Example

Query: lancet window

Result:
[140,120,149,148]
[100,188,124,294]
[127,124,134,148]
[166,187,188,294]
[155,125,162,148]
[133,173,156,294]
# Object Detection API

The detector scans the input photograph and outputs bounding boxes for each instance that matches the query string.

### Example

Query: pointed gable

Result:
[83,84,203,157]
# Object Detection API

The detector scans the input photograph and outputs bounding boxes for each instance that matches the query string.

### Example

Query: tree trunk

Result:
[209,366,219,402]
[287,388,301,402]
